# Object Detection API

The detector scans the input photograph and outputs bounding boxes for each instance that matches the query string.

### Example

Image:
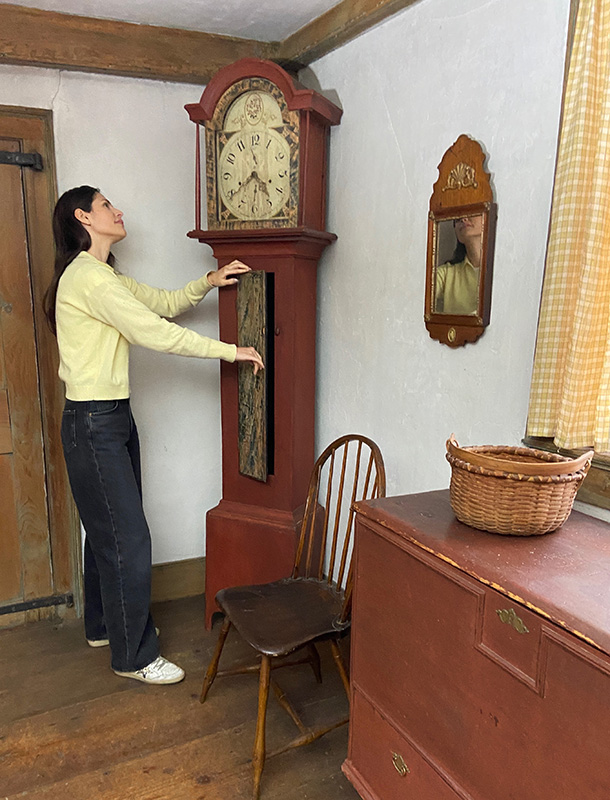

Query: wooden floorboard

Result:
[0,595,359,799]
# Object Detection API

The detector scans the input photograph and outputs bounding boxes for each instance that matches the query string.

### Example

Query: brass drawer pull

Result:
[391,751,410,777]
[496,607,529,634]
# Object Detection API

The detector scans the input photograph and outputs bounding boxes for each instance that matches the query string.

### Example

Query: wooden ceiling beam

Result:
[0,1,418,84]
[276,0,421,66]
[0,3,275,84]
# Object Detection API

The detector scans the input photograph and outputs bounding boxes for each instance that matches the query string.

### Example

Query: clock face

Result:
[218,127,291,221]
[207,86,298,228]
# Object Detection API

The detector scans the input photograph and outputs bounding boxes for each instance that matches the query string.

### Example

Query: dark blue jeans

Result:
[61,399,159,671]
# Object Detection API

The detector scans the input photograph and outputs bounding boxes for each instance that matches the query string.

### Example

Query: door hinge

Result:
[0,150,44,170]
[0,593,74,616]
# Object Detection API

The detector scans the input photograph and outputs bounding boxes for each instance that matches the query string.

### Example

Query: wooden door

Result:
[0,108,79,626]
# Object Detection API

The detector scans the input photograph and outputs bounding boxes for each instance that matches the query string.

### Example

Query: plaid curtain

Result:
[527,0,610,452]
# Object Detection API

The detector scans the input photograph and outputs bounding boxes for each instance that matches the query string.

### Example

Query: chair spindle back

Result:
[292,435,386,617]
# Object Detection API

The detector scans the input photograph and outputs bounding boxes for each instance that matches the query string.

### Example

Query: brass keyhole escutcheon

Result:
[496,607,529,634]
[447,327,456,343]
[391,751,410,777]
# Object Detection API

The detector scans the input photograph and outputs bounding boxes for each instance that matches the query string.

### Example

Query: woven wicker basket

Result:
[445,435,593,536]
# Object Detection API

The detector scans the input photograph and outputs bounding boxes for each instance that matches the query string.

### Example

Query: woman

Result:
[44,185,264,685]
[434,214,483,315]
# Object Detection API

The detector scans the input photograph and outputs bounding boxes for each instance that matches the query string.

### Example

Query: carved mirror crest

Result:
[425,135,496,347]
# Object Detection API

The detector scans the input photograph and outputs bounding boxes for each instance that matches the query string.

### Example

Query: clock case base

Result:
[204,501,303,629]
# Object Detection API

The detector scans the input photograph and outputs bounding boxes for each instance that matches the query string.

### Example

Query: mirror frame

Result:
[424,135,496,347]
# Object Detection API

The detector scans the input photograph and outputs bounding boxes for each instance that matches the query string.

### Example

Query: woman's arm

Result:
[79,267,236,361]
[117,260,252,319]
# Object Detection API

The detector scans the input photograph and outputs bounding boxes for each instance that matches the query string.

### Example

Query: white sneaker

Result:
[114,655,185,685]
[87,636,111,648]
[87,627,160,648]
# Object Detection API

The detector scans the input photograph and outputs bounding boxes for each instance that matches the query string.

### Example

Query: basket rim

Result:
[446,435,593,478]
[447,452,588,483]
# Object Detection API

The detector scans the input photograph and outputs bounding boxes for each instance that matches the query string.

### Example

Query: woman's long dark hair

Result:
[449,241,467,264]
[43,185,115,334]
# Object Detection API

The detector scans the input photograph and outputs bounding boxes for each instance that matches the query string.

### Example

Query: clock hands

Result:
[252,172,270,196]
[231,171,270,216]
[240,171,270,197]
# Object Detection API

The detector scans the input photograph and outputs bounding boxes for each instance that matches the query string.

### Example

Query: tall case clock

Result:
[186,59,342,628]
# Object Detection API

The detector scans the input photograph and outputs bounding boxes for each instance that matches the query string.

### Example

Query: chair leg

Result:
[200,616,232,704]
[330,639,350,699]
[252,654,271,800]
[306,643,322,683]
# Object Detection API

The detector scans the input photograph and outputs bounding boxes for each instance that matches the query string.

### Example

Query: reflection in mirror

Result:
[433,215,483,316]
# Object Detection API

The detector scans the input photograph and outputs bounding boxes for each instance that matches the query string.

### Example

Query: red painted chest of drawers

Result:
[343,490,610,800]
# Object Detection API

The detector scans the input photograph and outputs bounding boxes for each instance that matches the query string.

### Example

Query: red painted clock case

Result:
[186,59,342,627]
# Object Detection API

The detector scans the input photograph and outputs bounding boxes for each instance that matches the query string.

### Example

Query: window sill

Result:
[523,436,610,511]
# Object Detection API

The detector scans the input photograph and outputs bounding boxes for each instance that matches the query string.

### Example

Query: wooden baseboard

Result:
[0,558,205,626]
[0,605,59,630]
[151,557,205,603]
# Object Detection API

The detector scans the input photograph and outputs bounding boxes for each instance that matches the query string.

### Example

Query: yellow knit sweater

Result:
[56,251,236,400]
[434,256,480,316]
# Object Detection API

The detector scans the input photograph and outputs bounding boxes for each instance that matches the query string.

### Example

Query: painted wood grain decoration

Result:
[237,271,267,482]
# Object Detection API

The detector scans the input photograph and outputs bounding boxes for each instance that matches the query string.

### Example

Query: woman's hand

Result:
[207,259,252,287]
[235,346,265,375]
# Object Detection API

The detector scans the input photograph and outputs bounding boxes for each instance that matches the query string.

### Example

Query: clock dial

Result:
[218,127,291,221]
[202,80,300,229]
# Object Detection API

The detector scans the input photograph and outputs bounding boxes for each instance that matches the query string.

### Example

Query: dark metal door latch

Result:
[0,151,44,170]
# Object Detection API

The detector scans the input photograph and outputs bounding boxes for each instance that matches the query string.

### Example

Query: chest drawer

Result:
[344,690,459,800]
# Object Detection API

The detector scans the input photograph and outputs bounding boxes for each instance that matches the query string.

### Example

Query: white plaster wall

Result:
[306,0,571,497]
[0,66,222,563]
[0,0,573,563]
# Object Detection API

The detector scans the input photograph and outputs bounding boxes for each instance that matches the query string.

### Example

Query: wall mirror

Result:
[425,135,496,347]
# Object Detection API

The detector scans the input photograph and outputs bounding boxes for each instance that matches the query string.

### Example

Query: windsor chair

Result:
[199,434,386,799]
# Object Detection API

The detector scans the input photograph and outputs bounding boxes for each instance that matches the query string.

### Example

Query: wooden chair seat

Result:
[217,577,347,658]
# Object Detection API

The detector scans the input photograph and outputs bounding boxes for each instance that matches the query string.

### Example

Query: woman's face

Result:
[79,193,126,244]
[454,214,483,244]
